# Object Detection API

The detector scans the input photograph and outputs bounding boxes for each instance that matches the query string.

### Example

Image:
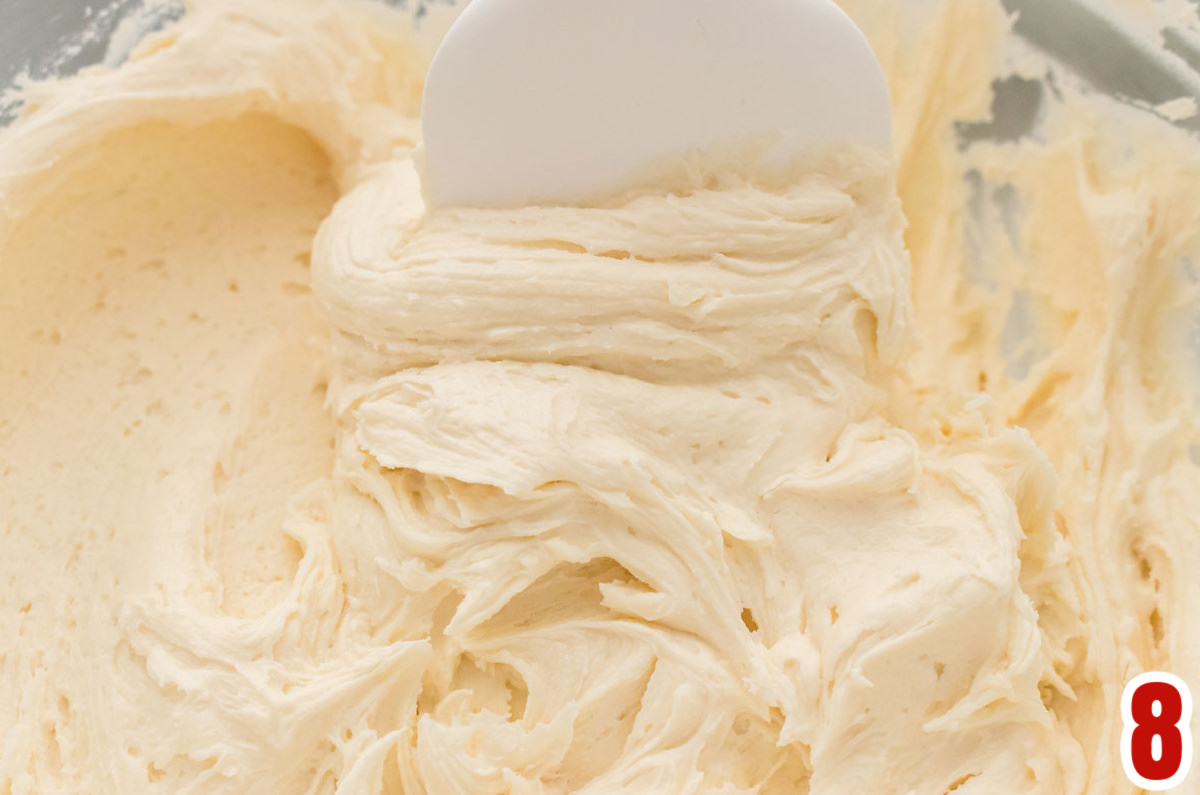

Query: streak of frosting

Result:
[1,0,1198,794]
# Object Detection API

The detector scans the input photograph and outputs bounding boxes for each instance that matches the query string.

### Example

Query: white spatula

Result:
[421,0,891,208]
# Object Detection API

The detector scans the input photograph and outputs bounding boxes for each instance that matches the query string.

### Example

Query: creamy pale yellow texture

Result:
[1,0,1199,793]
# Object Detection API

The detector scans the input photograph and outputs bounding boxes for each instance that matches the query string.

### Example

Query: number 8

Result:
[1122,672,1193,791]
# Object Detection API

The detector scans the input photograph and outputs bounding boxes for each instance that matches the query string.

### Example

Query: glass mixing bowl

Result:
[3,0,1200,135]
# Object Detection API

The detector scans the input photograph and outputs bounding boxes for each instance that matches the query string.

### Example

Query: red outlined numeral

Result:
[1121,672,1193,791]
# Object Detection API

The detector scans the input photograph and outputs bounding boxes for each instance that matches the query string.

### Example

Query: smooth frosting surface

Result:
[2,1,1200,793]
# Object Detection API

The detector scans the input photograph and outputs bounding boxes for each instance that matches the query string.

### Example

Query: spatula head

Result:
[422,0,892,208]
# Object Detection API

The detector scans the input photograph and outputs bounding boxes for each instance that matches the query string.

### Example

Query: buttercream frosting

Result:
[1,1,1199,793]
